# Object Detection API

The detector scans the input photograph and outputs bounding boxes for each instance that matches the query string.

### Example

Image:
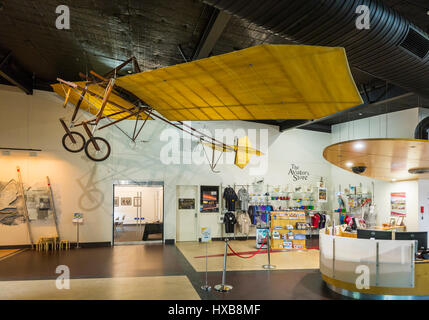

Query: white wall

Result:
[331,108,419,144]
[329,108,422,230]
[0,85,332,245]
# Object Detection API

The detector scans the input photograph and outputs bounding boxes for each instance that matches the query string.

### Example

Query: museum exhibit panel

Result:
[1,0,429,304]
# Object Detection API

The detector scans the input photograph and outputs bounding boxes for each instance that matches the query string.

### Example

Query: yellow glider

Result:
[51,44,362,167]
[202,136,263,169]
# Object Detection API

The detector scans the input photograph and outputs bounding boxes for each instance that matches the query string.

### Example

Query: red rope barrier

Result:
[227,235,268,259]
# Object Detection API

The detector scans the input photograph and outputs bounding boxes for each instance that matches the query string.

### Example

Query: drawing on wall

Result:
[0,180,25,226]
[39,197,50,210]
[121,197,132,206]
[133,197,141,207]
[26,186,53,221]
[114,197,119,207]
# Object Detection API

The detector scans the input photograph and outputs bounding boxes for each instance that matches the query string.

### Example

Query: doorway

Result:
[176,185,198,241]
[113,181,164,245]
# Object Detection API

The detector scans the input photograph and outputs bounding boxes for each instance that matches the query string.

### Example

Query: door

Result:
[176,185,198,241]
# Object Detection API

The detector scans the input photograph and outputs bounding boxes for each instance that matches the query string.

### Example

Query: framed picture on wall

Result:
[396,216,404,226]
[178,198,195,210]
[121,197,132,206]
[200,185,219,213]
[133,197,141,207]
[318,187,327,203]
[389,217,396,226]
[114,197,119,207]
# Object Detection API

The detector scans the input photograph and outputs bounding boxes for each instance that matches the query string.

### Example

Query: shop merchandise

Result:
[272,230,280,239]
[294,234,306,240]
[311,212,327,229]
[288,230,294,239]
[256,228,268,249]
[236,212,251,234]
[286,224,294,230]
[248,205,273,225]
[237,187,250,211]
[293,244,304,249]
[283,240,293,249]
[223,211,237,233]
[223,186,238,211]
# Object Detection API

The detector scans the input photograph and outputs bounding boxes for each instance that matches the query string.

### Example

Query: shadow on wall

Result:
[76,163,105,211]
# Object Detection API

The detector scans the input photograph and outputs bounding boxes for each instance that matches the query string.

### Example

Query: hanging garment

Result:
[223,187,238,211]
[237,187,250,211]
[224,211,237,233]
[248,205,257,224]
[312,213,321,228]
[319,213,326,228]
[237,212,251,234]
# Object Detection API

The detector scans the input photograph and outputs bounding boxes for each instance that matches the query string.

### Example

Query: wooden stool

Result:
[59,240,70,250]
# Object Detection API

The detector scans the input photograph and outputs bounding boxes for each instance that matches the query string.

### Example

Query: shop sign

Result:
[288,164,310,181]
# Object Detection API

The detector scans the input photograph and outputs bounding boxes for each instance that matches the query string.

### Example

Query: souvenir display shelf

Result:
[270,210,307,250]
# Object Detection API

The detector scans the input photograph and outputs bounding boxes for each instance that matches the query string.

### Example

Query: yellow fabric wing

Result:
[115,44,363,121]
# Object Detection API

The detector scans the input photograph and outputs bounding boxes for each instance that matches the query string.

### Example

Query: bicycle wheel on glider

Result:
[84,137,111,162]
[62,132,86,153]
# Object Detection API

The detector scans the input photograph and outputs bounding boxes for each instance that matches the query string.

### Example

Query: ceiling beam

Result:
[192,9,231,60]
[0,51,33,95]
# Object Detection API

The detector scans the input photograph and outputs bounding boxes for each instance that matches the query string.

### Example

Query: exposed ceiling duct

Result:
[203,0,429,98]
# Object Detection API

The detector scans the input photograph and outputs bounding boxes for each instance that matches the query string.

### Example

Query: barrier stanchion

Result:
[214,238,233,292]
[201,240,211,291]
[263,228,276,269]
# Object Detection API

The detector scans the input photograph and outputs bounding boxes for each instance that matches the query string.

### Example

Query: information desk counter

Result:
[320,228,429,299]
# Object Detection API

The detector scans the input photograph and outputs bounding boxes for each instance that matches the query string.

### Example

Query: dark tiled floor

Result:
[0,244,345,300]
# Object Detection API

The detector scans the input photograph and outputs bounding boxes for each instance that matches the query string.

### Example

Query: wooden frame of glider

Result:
[56,57,248,169]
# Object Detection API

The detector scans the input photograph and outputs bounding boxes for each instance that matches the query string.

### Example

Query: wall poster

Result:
[318,187,327,203]
[391,192,406,216]
[200,185,219,213]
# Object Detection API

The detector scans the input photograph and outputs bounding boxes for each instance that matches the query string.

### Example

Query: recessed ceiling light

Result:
[346,162,353,167]
[392,179,397,182]
[354,142,365,150]
[358,113,363,116]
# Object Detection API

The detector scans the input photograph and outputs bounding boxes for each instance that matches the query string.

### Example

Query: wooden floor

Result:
[176,240,320,272]
[0,249,20,260]
[0,276,200,300]
[0,244,344,300]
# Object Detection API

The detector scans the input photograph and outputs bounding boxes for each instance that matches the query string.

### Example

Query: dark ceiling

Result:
[0,0,428,132]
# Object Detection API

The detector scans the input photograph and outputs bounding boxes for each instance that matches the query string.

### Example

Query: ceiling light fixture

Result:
[353,142,365,150]
[346,162,353,167]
